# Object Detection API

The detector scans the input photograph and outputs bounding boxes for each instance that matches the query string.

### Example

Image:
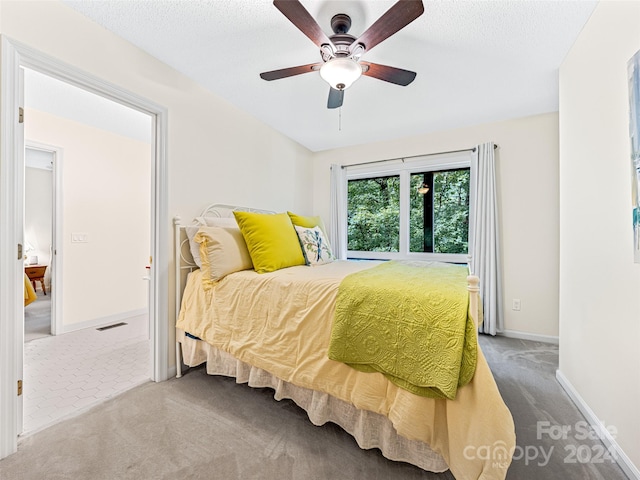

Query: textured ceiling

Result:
[63,0,597,152]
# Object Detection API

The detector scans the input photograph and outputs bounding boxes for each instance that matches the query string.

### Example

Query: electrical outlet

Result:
[512,299,521,311]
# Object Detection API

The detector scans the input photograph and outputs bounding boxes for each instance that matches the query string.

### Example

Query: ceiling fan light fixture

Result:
[417,183,430,195]
[320,57,362,90]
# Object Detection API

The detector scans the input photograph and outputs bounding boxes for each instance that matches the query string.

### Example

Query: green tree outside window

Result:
[347,169,469,255]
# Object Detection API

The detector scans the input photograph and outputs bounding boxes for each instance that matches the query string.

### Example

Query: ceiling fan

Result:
[260,0,424,109]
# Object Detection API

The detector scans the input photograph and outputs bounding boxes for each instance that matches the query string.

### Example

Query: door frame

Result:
[0,37,170,458]
[24,141,63,336]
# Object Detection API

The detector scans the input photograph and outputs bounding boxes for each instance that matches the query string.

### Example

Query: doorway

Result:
[21,68,154,435]
[24,146,54,342]
[0,38,169,459]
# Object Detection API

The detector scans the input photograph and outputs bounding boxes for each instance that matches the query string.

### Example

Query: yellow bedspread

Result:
[24,273,37,306]
[329,261,476,399]
[177,261,515,480]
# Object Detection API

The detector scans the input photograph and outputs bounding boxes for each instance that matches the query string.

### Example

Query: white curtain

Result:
[329,164,347,259]
[470,143,503,335]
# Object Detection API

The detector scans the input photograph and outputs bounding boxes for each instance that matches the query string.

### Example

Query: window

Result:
[346,153,472,262]
[347,175,400,252]
[409,169,470,254]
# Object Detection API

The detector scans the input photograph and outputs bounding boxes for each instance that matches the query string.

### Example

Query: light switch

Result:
[71,233,89,243]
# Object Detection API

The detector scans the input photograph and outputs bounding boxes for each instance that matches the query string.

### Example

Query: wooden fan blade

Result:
[361,62,417,86]
[349,0,424,54]
[273,0,335,49]
[327,88,344,109]
[260,63,322,81]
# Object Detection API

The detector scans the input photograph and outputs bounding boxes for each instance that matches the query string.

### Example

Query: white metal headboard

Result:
[173,204,275,376]
[173,203,274,304]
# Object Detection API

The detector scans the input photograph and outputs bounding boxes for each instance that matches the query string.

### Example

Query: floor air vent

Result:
[96,322,128,331]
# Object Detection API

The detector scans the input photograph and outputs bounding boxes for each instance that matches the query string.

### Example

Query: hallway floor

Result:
[22,313,149,435]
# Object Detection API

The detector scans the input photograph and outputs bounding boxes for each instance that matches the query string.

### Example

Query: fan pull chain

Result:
[339,106,342,131]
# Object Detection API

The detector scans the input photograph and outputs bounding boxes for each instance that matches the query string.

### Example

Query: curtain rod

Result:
[341,144,498,169]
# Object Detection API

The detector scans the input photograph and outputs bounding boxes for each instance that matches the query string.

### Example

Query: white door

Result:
[0,37,25,458]
[16,67,26,436]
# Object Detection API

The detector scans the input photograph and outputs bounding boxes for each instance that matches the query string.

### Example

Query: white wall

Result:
[26,108,151,328]
[313,112,560,338]
[559,0,640,473]
[0,0,314,356]
[0,0,314,216]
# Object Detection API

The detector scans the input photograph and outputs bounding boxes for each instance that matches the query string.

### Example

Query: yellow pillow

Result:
[287,211,328,235]
[233,211,306,273]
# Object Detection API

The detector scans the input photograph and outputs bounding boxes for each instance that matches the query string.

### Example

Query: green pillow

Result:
[233,211,306,273]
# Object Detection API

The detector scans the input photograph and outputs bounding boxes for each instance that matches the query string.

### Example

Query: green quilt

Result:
[328,261,477,400]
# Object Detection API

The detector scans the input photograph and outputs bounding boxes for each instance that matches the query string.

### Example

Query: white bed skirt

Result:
[178,329,449,473]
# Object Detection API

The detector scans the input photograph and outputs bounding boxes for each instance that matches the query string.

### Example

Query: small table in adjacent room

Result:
[25,265,47,295]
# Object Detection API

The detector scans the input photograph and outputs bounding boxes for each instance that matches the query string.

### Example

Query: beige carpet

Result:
[0,336,630,480]
[3,370,450,480]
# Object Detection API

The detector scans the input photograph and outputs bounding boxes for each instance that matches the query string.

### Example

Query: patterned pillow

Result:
[294,225,335,266]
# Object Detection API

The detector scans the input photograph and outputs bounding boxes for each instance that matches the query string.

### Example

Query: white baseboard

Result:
[556,369,639,480]
[498,329,559,345]
[60,308,147,334]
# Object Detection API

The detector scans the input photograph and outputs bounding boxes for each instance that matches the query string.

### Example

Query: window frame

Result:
[345,151,474,263]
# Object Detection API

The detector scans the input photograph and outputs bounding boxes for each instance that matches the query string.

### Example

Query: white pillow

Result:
[195,226,253,287]
[294,225,335,266]
[186,217,239,268]
[185,225,206,268]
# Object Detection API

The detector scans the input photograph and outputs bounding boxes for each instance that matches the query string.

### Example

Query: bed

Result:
[174,204,515,479]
